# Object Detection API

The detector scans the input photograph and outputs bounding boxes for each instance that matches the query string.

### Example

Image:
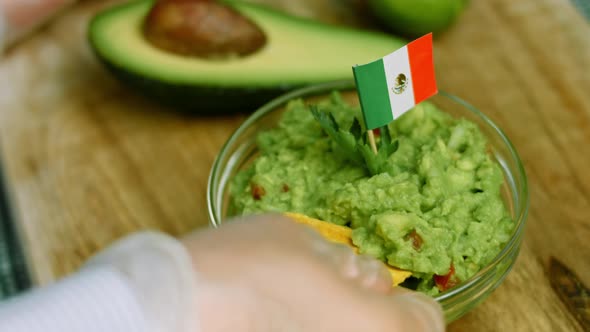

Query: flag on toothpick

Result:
[353,33,438,130]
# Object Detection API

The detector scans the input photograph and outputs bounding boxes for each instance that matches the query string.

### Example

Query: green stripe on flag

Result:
[353,59,393,130]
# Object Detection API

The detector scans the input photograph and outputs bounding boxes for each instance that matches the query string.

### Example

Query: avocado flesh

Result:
[89,0,406,113]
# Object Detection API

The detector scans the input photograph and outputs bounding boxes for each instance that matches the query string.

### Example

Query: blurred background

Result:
[0,0,589,330]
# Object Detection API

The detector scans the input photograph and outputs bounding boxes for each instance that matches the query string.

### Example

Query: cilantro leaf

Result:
[350,118,362,142]
[311,106,399,175]
[310,106,363,165]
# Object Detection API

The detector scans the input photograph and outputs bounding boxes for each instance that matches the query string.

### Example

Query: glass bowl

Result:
[207,80,529,322]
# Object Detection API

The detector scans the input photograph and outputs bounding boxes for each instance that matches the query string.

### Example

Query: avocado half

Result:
[88,0,406,113]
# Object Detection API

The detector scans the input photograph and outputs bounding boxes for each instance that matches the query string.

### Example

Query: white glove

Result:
[84,231,198,332]
[0,231,198,332]
[184,214,445,332]
[0,214,444,332]
[88,215,444,332]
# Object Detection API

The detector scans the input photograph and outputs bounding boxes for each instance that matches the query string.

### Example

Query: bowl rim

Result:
[207,79,530,300]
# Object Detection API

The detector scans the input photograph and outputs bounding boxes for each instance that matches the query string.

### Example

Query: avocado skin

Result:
[96,56,295,114]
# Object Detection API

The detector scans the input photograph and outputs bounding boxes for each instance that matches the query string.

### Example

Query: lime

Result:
[367,0,469,37]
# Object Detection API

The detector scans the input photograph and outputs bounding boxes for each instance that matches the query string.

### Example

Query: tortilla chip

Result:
[285,212,412,286]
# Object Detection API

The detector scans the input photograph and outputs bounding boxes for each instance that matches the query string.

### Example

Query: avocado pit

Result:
[144,0,267,59]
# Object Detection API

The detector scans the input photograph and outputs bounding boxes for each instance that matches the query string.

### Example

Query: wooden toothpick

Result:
[367,129,378,155]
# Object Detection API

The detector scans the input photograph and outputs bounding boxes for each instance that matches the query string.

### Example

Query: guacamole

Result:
[230,92,514,295]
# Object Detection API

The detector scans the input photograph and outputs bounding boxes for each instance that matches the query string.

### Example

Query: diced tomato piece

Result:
[434,263,459,291]
[251,183,266,200]
[373,128,381,137]
[406,229,423,250]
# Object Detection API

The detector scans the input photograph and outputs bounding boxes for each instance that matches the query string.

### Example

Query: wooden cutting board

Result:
[0,0,589,330]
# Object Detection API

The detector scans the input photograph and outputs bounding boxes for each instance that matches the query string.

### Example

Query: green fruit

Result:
[88,0,406,114]
[368,0,468,38]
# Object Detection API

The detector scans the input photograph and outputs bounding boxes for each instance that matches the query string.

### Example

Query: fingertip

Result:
[391,292,445,332]
[333,253,393,294]
[357,258,392,294]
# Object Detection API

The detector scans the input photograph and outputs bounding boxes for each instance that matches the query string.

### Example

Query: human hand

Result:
[183,214,445,332]
[0,0,74,45]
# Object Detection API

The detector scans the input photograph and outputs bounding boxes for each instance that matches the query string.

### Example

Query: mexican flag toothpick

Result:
[353,33,438,138]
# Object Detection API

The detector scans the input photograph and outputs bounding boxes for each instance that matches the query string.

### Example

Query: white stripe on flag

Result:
[382,46,416,119]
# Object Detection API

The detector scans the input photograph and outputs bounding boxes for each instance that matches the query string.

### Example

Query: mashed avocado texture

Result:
[230,92,514,294]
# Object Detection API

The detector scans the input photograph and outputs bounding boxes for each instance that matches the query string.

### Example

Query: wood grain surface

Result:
[0,0,589,330]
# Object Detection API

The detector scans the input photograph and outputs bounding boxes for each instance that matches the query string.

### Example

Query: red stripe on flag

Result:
[407,33,438,104]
